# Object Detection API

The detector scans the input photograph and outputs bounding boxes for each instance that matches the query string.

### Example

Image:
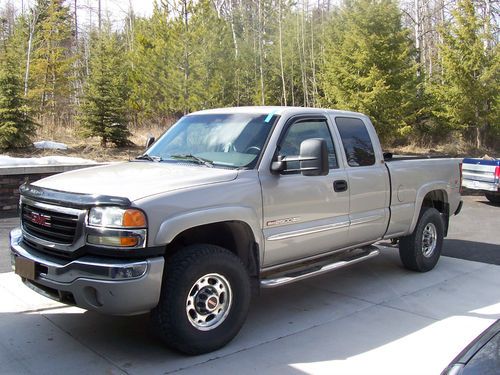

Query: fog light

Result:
[87,235,139,247]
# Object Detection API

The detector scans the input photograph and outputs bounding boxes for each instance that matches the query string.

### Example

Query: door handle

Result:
[333,180,348,192]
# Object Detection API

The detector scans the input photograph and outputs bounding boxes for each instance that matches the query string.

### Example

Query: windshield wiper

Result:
[169,154,214,167]
[135,154,162,162]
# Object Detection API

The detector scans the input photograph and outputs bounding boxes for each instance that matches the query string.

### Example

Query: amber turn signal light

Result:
[122,209,147,227]
[119,236,139,247]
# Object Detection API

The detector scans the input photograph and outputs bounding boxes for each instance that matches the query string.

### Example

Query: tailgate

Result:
[462,158,500,191]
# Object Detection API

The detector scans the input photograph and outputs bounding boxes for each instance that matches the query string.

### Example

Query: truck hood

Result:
[33,162,238,201]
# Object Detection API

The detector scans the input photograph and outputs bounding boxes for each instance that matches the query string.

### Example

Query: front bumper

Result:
[10,228,164,315]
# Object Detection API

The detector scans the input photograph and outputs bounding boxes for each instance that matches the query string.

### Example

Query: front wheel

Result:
[151,244,251,355]
[399,207,444,272]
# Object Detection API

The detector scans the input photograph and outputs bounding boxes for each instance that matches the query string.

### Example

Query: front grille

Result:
[22,203,79,244]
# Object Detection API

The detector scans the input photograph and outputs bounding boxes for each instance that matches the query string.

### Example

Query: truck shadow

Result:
[443,239,500,265]
[478,200,500,208]
[1,249,499,374]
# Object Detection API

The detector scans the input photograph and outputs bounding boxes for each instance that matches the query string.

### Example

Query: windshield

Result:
[146,113,278,168]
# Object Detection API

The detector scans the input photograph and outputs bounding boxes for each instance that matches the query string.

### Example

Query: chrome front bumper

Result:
[10,228,164,315]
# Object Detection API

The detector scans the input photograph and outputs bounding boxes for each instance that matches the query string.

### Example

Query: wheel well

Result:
[421,190,449,235]
[165,221,260,278]
[422,190,448,214]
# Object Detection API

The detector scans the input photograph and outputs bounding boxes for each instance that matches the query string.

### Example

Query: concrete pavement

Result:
[0,195,499,374]
[1,250,499,374]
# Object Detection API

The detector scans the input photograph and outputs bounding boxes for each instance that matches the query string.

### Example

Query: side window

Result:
[335,117,376,167]
[278,119,338,171]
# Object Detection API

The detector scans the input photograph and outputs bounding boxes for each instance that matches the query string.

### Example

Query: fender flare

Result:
[408,182,449,234]
[154,205,264,257]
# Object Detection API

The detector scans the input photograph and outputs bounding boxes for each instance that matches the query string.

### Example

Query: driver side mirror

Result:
[271,138,329,176]
[145,136,155,149]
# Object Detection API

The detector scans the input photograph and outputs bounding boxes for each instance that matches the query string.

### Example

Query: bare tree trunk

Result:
[229,0,240,105]
[475,107,484,149]
[300,5,308,106]
[439,0,445,82]
[483,0,491,50]
[291,57,295,106]
[414,0,422,78]
[278,0,287,105]
[74,0,78,43]
[258,0,265,105]
[229,0,239,58]
[310,5,317,107]
[98,0,102,31]
[183,0,190,113]
[24,10,38,97]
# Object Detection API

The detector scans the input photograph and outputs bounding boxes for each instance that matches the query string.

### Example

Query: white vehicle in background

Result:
[462,157,500,204]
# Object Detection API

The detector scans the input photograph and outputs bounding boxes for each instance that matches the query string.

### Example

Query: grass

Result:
[4,122,171,162]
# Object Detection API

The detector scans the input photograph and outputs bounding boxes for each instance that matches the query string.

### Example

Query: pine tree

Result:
[431,0,498,149]
[319,0,418,143]
[127,5,174,125]
[79,28,130,147]
[29,0,74,127]
[0,45,37,149]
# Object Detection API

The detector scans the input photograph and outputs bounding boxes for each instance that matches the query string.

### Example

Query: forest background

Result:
[0,0,498,160]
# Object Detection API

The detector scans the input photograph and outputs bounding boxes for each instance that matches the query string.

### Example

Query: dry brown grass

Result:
[3,122,498,162]
[4,122,172,162]
[388,139,498,158]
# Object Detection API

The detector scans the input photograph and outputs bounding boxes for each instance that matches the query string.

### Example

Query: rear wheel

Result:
[152,244,251,355]
[399,207,444,272]
[485,192,500,204]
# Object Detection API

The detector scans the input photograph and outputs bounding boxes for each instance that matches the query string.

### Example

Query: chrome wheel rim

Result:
[186,273,232,331]
[422,223,437,257]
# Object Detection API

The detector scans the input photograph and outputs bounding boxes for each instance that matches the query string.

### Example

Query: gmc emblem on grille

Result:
[29,212,51,227]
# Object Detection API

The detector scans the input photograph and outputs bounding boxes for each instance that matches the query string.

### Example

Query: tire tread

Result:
[152,244,250,355]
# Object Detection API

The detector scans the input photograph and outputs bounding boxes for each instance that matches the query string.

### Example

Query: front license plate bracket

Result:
[15,256,36,280]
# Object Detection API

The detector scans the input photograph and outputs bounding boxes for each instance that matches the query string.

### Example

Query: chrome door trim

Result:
[266,221,350,241]
[350,214,384,226]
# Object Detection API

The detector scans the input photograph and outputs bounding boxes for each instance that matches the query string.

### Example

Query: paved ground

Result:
[0,195,499,374]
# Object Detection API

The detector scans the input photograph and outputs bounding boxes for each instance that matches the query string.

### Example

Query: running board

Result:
[260,247,380,288]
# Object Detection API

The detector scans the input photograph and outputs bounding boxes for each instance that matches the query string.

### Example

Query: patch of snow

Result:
[33,141,68,150]
[0,155,96,166]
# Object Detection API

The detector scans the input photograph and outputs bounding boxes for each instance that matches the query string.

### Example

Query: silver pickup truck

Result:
[10,106,462,354]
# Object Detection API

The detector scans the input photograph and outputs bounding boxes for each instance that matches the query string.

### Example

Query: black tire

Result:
[399,207,444,272]
[151,244,251,355]
[485,192,500,204]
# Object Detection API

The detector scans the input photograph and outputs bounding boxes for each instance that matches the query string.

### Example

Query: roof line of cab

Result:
[190,106,367,119]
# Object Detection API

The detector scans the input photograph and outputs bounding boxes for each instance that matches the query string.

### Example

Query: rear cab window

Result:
[335,117,376,167]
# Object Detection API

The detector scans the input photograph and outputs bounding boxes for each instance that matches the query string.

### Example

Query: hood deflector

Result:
[20,184,131,208]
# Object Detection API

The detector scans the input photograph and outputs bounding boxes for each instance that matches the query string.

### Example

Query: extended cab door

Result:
[332,116,390,245]
[259,115,350,267]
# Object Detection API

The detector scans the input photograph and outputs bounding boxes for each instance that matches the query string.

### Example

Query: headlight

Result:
[88,207,147,228]
[87,207,147,248]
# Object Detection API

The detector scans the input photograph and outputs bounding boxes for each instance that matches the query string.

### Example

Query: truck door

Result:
[260,115,350,267]
[333,116,390,245]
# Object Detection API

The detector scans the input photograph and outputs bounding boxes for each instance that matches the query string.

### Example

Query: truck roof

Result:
[190,106,368,119]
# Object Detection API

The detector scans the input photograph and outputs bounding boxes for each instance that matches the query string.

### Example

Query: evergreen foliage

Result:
[0,48,36,149]
[0,0,498,151]
[79,28,130,147]
[29,0,73,126]
[320,0,418,142]
[430,0,499,148]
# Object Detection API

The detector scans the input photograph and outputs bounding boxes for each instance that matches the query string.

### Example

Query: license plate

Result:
[15,257,36,280]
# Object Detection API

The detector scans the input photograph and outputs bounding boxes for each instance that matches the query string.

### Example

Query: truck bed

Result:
[384,157,462,237]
